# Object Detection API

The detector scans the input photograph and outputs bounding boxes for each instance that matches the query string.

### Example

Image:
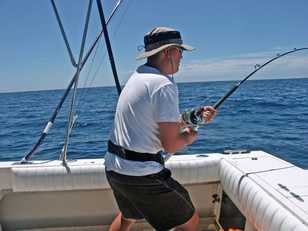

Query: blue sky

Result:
[1,0,308,93]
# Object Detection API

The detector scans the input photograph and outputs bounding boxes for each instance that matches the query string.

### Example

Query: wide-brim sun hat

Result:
[136,27,195,60]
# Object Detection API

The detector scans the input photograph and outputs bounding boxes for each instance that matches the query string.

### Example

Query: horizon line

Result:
[1,76,307,94]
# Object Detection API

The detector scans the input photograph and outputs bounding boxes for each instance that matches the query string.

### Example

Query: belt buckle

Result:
[120,147,126,158]
[160,155,165,166]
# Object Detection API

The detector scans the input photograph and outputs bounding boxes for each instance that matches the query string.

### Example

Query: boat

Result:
[1,1,307,231]
[1,150,308,230]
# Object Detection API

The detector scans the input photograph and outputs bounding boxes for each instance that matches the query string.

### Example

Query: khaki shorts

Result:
[106,168,195,231]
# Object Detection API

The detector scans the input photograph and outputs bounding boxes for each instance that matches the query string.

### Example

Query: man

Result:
[104,27,216,231]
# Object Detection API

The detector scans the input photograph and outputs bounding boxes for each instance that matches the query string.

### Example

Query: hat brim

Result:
[136,43,194,60]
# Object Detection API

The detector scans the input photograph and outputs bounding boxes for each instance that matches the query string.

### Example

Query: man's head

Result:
[136,27,194,75]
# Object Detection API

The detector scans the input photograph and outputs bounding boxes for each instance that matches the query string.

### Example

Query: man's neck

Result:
[146,61,170,76]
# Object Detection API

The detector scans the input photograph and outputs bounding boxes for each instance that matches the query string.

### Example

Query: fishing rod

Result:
[182,47,308,127]
[20,0,124,163]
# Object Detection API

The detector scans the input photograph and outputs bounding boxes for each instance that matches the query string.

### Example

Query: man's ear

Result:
[162,49,168,56]
[165,49,171,59]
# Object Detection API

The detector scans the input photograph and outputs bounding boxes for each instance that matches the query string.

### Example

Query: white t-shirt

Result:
[104,64,180,176]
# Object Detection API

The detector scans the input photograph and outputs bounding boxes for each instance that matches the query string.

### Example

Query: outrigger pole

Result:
[60,0,93,163]
[96,0,122,95]
[50,0,77,68]
[21,0,124,163]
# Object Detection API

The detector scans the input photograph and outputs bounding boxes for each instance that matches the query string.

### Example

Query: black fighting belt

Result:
[107,140,164,165]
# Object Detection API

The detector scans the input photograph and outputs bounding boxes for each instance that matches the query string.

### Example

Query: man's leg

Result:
[108,212,136,231]
[174,211,199,231]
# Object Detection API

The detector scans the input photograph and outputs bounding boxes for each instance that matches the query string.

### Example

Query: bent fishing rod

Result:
[182,47,308,127]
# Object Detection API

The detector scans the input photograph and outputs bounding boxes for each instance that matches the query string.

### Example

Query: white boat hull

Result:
[0,151,307,231]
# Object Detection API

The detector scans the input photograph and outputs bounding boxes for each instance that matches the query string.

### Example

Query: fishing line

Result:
[109,0,132,37]
[76,39,101,108]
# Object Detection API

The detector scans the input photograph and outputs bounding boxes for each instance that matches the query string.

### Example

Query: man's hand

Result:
[181,127,198,145]
[159,122,198,152]
[201,106,217,123]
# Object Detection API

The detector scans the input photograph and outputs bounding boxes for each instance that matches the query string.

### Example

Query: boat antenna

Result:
[20,0,124,163]
[96,0,122,95]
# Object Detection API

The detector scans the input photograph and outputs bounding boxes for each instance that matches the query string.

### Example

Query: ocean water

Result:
[0,78,307,168]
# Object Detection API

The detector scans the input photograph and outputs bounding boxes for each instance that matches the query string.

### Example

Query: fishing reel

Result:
[181,107,205,131]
